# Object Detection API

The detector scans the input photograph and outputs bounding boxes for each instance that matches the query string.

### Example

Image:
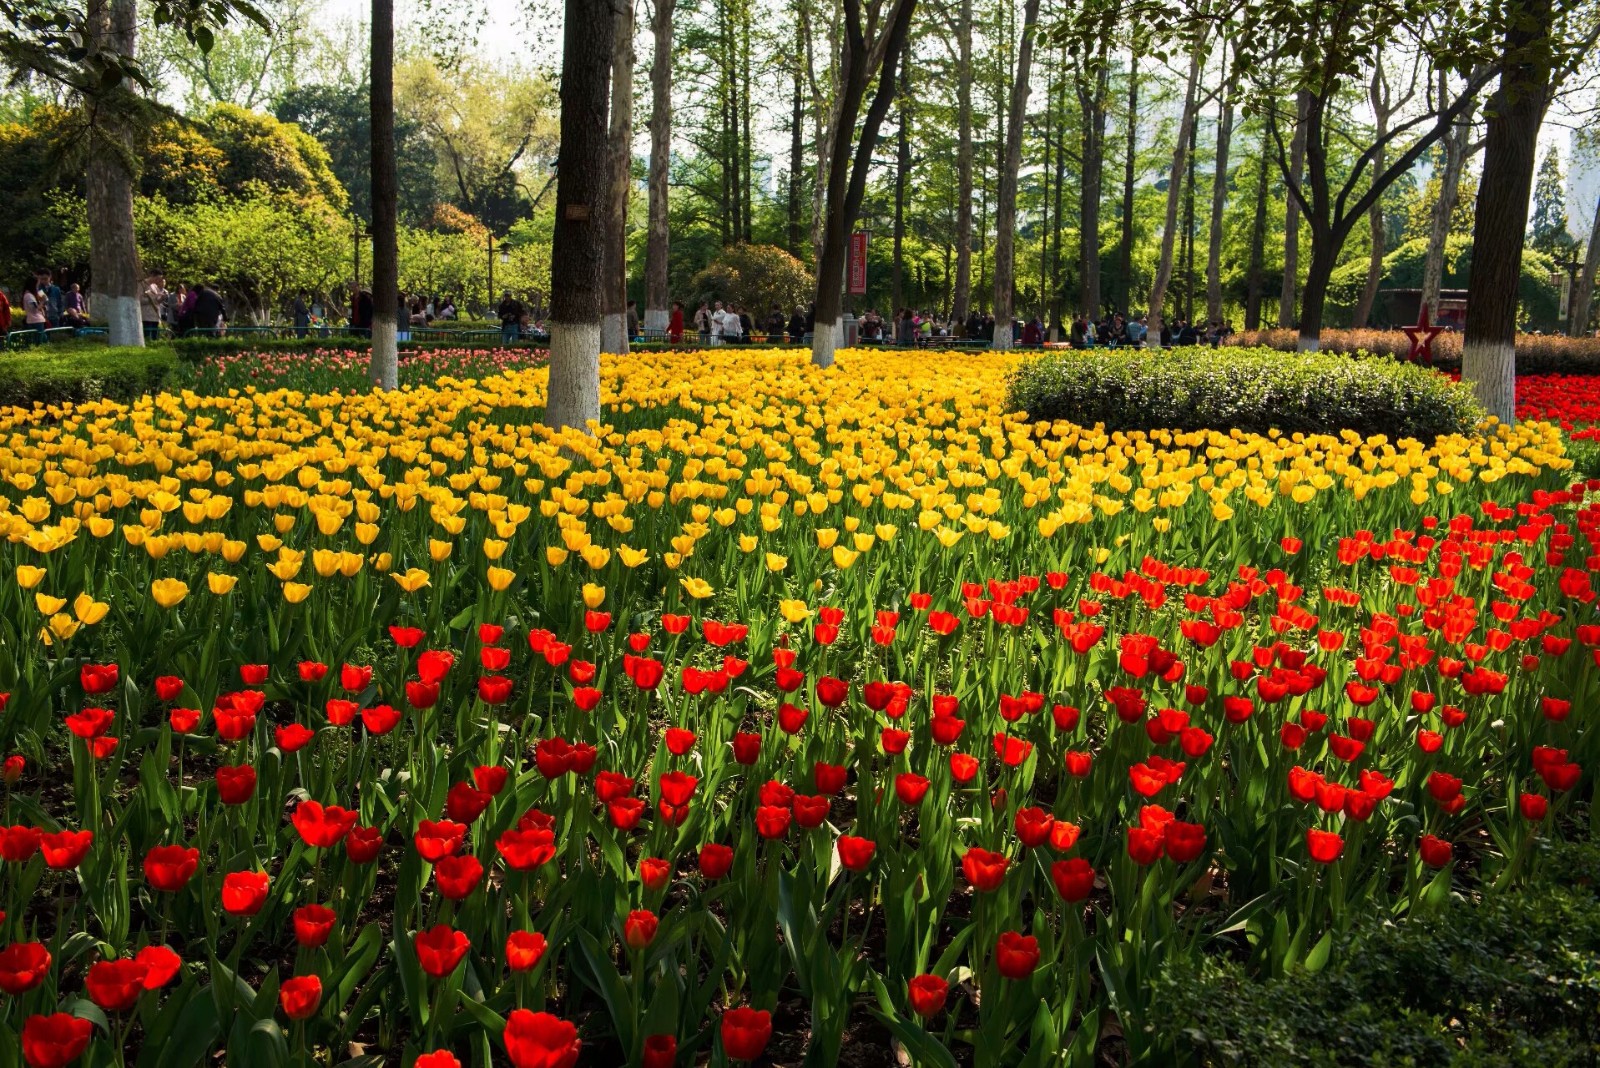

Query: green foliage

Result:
[0,346,175,408]
[688,243,813,314]
[1529,147,1573,256]
[1148,847,1600,1067]
[201,102,348,212]
[1005,347,1484,439]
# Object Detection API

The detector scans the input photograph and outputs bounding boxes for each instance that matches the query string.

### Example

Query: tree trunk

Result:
[788,64,805,255]
[951,0,974,323]
[644,0,674,333]
[1243,128,1269,330]
[1462,0,1554,425]
[991,0,1042,351]
[810,0,918,366]
[601,0,634,355]
[1351,65,1391,328]
[1145,46,1200,342]
[1204,56,1233,325]
[1421,91,1474,322]
[546,0,615,430]
[1570,193,1600,337]
[1076,42,1109,320]
[83,0,142,348]
[1279,90,1307,328]
[369,0,398,388]
[1117,49,1138,315]
[892,63,910,312]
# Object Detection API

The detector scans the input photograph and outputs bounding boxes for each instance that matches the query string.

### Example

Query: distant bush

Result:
[1237,328,1600,374]
[0,346,176,409]
[1006,347,1485,439]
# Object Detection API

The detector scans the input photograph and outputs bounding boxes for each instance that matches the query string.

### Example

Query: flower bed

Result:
[0,348,1591,1067]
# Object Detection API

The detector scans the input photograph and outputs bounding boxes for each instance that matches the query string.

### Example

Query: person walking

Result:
[191,282,226,334]
[291,290,311,338]
[141,272,168,342]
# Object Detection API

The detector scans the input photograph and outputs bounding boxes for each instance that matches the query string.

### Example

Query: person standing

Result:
[626,299,640,341]
[191,282,226,334]
[694,302,711,343]
[668,301,685,343]
[0,285,11,342]
[291,290,311,338]
[43,270,63,328]
[496,291,524,343]
[22,278,47,338]
[141,272,167,342]
[788,306,807,343]
[62,284,87,327]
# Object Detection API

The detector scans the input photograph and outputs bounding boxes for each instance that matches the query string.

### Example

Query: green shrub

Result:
[0,346,177,408]
[1146,865,1600,1067]
[1236,327,1600,375]
[1006,347,1485,439]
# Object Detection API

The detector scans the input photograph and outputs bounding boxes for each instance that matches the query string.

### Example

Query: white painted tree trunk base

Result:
[600,312,628,354]
[370,320,399,390]
[1296,334,1321,353]
[1461,339,1517,426]
[644,308,669,334]
[546,322,603,431]
[102,296,142,348]
[811,321,840,367]
[992,329,1013,352]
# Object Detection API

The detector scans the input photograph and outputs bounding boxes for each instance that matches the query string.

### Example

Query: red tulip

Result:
[720,1007,772,1062]
[506,931,547,972]
[0,825,39,864]
[1050,857,1095,902]
[416,1053,462,1068]
[1163,820,1207,863]
[474,765,509,795]
[434,854,484,899]
[39,829,92,870]
[1418,834,1453,868]
[278,975,322,1020]
[143,844,199,893]
[391,625,426,648]
[168,707,201,734]
[502,1009,581,1068]
[21,1013,93,1068]
[274,723,315,753]
[755,805,792,839]
[907,973,949,1018]
[292,801,358,849]
[360,704,401,735]
[221,871,270,916]
[446,781,493,824]
[1305,828,1344,864]
[961,847,1009,892]
[339,664,372,692]
[346,826,383,863]
[1519,792,1549,820]
[135,945,181,989]
[994,931,1039,980]
[0,942,51,994]
[86,958,148,1012]
[293,904,337,948]
[639,856,672,891]
[414,925,471,978]
[699,842,734,879]
[414,819,467,862]
[154,676,185,702]
[642,1033,677,1068]
[894,773,930,806]
[79,663,118,694]
[623,910,659,951]
[215,765,257,805]
[497,827,557,870]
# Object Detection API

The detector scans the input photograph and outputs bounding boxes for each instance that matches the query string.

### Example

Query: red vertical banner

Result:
[848,231,869,295]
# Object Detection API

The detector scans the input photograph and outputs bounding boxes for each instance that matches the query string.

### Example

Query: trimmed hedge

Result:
[1006,347,1485,439]
[0,346,176,409]
[1237,328,1600,375]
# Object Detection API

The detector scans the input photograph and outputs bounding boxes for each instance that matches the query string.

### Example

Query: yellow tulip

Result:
[737,534,758,553]
[15,565,45,590]
[392,568,431,592]
[1211,502,1235,522]
[546,546,569,566]
[483,538,507,561]
[778,598,811,623]
[617,545,649,568]
[429,539,453,562]
[832,546,860,569]
[34,593,66,615]
[815,527,838,549]
[282,582,312,604]
[765,552,788,572]
[582,583,606,608]
[48,612,79,640]
[208,573,238,595]
[487,566,516,592]
[679,576,714,600]
[151,578,189,609]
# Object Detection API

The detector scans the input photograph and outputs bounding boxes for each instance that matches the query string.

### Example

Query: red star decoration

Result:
[1403,305,1442,365]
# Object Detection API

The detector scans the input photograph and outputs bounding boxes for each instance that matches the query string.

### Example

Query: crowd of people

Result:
[0,269,91,339]
[140,273,230,338]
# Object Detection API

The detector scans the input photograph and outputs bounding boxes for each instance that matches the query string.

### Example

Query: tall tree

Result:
[951,0,975,322]
[1570,189,1600,338]
[82,0,143,347]
[600,0,634,354]
[1243,127,1270,330]
[1145,46,1201,343]
[809,0,917,366]
[991,0,1042,350]
[891,63,911,312]
[1204,43,1234,325]
[1116,45,1139,316]
[1528,147,1571,255]
[1352,55,1410,328]
[369,0,398,388]
[1277,90,1305,328]
[1420,74,1478,322]
[546,0,615,429]
[1075,34,1111,321]
[644,0,674,332]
